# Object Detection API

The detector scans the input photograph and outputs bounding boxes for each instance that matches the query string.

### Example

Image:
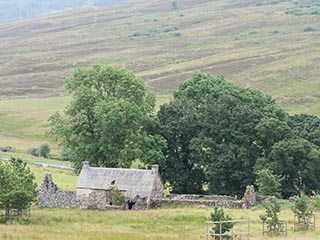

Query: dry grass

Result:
[0,206,320,239]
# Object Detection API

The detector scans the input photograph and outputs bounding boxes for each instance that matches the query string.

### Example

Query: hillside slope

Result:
[0,0,320,115]
[0,0,126,24]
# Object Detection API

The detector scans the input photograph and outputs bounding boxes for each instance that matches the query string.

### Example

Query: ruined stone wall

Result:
[151,175,164,199]
[77,188,109,209]
[152,197,243,209]
[37,173,79,208]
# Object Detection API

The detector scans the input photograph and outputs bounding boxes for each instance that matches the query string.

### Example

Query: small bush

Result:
[39,144,50,158]
[110,186,125,206]
[0,146,14,152]
[163,26,178,33]
[171,32,182,37]
[260,200,283,235]
[292,193,313,231]
[210,207,234,239]
[255,169,282,198]
[27,148,39,157]
[312,196,320,211]
[304,26,315,32]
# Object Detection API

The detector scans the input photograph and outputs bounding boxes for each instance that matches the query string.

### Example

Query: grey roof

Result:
[76,166,158,199]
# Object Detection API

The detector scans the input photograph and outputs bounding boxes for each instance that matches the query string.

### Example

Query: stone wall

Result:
[37,173,79,208]
[152,196,243,209]
[38,173,265,210]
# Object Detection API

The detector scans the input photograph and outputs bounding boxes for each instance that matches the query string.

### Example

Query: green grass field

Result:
[1,206,320,239]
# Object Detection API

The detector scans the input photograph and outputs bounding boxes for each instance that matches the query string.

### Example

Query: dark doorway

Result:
[128,201,136,210]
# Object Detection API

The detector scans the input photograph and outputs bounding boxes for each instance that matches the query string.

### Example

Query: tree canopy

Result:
[0,158,37,221]
[49,65,165,172]
[157,72,320,197]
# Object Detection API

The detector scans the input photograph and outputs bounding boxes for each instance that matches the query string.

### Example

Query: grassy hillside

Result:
[0,0,319,152]
[0,0,319,111]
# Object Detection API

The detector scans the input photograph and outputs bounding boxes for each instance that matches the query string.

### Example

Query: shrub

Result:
[164,181,173,197]
[260,200,283,235]
[312,196,320,211]
[255,169,282,198]
[110,186,125,206]
[1,146,14,152]
[27,148,39,157]
[39,144,50,158]
[210,207,234,239]
[163,26,178,33]
[0,158,37,222]
[292,193,313,230]
[304,26,315,32]
[171,32,182,37]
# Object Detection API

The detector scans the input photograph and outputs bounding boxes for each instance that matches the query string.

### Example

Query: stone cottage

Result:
[76,161,164,210]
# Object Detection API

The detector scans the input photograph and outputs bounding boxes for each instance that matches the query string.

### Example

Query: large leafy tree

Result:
[49,65,165,171]
[288,114,320,148]
[0,158,37,221]
[158,72,287,195]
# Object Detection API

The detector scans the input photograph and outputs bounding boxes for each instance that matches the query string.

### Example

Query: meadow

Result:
[1,205,320,239]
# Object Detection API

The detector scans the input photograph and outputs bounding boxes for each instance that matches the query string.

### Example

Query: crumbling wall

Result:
[152,197,243,209]
[37,173,79,208]
[77,189,109,209]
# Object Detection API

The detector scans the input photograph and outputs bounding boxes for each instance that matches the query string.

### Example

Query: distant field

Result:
[1,206,320,239]
[0,0,320,152]
[0,0,319,111]
[0,96,70,151]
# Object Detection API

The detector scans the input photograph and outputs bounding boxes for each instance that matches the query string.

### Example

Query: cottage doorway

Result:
[128,201,136,210]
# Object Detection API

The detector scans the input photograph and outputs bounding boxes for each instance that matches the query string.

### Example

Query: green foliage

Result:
[288,114,320,148]
[304,26,315,32]
[255,138,320,198]
[27,147,39,157]
[158,72,287,195]
[163,26,178,33]
[49,65,165,172]
[171,1,178,10]
[312,196,320,211]
[164,181,173,197]
[0,158,37,222]
[255,169,282,198]
[39,144,50,158]
[292,193,313,230]
[110,186,125,206]
[210,207,234,239]
[27,144,50,158]
[260,200,283,235]
[0,146,14,153]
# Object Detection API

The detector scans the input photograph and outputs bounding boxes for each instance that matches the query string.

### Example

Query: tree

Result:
[255,138,320,198]
[288,114,320,148]
[0,158,37,221]
[292,192,314,231]
[39,143,50,158]
[158,72,287,195]
[260,200,283,235]
[171,1,178,10]
[49,65,165,172]
[210,207,234,239]
[255,169,282,198]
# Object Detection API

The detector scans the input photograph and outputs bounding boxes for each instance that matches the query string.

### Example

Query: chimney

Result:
[82,161,89,170]
[152,164,159,174]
